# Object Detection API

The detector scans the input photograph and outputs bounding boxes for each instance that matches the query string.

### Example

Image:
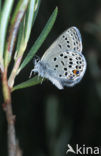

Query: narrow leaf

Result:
[0,0,1,19]
[4,0,29,68]
[15,0,40,58]
[15,19,25,57]
[24,0,36,43]
[18,7,58,73]
[12,76,42,91]
[32,0,41,26]
[0,0,14,57]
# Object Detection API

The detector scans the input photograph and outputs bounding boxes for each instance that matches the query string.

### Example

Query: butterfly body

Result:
[31,27,87,89]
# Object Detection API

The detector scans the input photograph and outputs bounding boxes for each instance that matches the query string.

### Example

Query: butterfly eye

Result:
[33,55,40,64]
[36,58,39,62]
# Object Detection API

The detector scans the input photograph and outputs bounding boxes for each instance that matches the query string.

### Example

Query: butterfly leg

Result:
[41,77,45,84]
[29,69,35,78]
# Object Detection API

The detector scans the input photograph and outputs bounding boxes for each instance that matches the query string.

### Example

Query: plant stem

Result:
[8,56,22,88]
[2,69,17,156]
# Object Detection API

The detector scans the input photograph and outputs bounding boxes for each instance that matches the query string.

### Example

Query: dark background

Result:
[1,0,101,156]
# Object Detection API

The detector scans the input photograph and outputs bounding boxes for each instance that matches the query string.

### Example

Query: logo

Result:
[66,144,100,155]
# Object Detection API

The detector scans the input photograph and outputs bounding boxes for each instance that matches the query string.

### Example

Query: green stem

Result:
[8,55,23,88]
[2,70,17,156]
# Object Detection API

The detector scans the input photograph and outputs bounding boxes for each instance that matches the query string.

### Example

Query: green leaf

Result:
[15,0,40,59]
[18,7,58,73]
[32,0,41,26]
[4,0,29,67]
[24,0,38,43]
[0,0,14,57]
[12,76,42,91]
[15,19,25,57]
[0,0,1,19]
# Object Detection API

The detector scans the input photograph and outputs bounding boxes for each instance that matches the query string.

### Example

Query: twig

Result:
[8,56,22,88]
[2,69,17,156]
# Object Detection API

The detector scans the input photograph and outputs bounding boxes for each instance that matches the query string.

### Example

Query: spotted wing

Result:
[41,27,82,62]
[42,50,86,87]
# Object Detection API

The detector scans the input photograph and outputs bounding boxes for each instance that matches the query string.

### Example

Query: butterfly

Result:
[30,26,87,89]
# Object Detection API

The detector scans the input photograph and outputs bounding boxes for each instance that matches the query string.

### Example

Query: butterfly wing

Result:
[57,26,82,53]
[40,50,86,87]
[33,27,86,89]
[41,26,82,62]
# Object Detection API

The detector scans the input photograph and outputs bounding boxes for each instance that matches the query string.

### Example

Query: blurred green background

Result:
[1,0,101,155]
